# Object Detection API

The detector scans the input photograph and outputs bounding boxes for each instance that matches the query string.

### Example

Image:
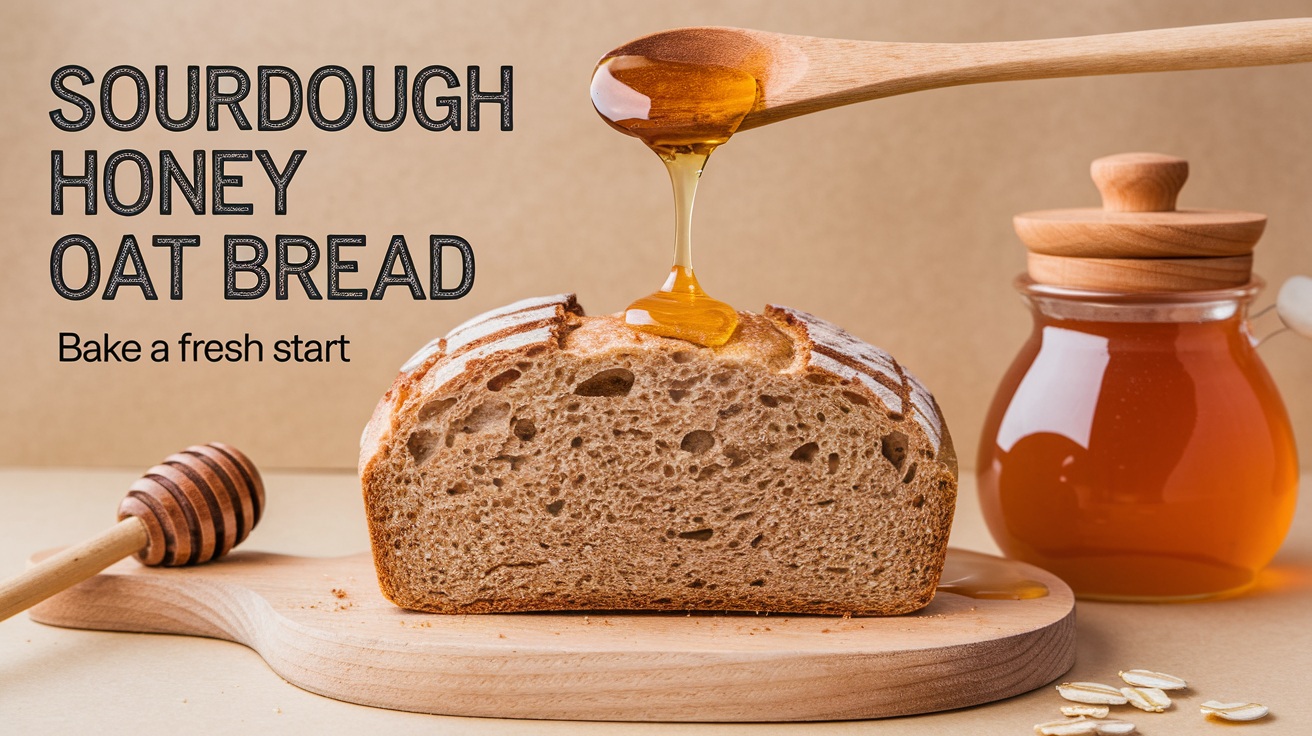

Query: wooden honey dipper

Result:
[0,442,263,622]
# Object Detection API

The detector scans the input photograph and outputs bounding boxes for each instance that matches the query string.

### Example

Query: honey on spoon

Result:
[590,54,759,347]
[591,20,1312,346]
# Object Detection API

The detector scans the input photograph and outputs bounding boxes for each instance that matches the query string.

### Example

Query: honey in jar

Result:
[978,153,1300,600]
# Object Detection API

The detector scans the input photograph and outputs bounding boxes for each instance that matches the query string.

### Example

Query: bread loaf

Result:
[360,294,957,615]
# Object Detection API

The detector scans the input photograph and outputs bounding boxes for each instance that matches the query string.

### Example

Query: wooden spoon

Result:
[603,19,1312,131]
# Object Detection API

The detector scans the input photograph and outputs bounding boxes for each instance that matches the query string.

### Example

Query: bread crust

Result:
[361,294,956,616]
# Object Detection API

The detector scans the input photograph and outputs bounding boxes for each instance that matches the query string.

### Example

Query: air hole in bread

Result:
[723,446,748,468]
[545,499,564,516]
[486,369,521,391]
[671,351,695,364]
[881,431,909,471]
[446,482,469,495]
[417,397,457,423]
[911,493,925,508]
[678,528,714,541]
[749,579,765,587]
[759,394,779,407]
[680,430,715,454]
[750,533,764,548]
[688,579,706,589]
[717,404,743,419]
[710,371,732,385]
[406,430,440,465]
[668,389,687,402]
[903,462,918,484]
[842,390,870,407]
[512,418,537,441]
[460,400,511,434]
[826,567,850,574]
[827,453,840,475]
[816,499,835,507]
[574,368,635,397]
[570,436,583,448]
[732,511,753,521]
[790,442,820,462]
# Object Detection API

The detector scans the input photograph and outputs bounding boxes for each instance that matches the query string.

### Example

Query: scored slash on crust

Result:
[766,304,945,454]
[400,293,580,374]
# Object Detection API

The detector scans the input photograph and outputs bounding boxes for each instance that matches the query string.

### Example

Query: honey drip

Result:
[591,55,761,346]
[935,549,1050,600]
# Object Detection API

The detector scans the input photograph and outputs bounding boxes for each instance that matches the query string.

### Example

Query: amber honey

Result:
[936,549,1049,600]
[591,54,761,346]
[978,280,1299,601]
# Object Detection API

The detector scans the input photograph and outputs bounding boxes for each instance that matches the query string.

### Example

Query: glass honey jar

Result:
[977,153,1303,601]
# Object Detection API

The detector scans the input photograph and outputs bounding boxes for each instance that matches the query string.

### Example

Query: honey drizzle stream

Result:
[623,150,739,346]
[591,55,757,346]
[667,152,701,279]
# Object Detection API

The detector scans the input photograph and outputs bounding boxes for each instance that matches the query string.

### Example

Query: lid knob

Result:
[1014,152,1266,292]
[1091,152,1189,213]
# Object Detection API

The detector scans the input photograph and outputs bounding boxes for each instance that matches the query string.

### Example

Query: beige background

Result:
[1,0,1310,472]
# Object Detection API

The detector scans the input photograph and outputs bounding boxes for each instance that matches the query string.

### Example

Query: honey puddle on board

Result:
[590,55,760,346]
[936,549,1049,600]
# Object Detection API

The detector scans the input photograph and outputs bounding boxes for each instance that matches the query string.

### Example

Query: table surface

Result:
[1,468,1306,735]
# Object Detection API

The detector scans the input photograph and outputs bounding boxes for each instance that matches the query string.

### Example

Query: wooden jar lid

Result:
[1015,153,1265,291]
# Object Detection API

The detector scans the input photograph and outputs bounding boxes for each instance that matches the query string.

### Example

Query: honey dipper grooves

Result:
[359,295,956,615]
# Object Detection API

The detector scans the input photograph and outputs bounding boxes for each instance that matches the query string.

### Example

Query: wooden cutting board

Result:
[27,548,1075,722]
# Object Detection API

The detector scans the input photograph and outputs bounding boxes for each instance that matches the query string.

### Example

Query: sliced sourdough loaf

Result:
[360,294,957,615]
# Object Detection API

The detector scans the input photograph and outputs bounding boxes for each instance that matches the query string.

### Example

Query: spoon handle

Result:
[748,19,1312,128]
